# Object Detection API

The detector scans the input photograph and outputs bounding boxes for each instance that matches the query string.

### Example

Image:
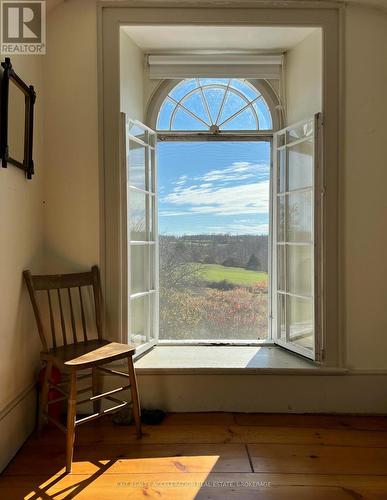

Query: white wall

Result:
[43,0,99,273]
[120,30,145,121]
[0,55,44,471]
[343,6,387,369]
[284,29,322,124]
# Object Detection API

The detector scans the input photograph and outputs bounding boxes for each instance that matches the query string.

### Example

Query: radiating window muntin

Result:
[156,78,272,132]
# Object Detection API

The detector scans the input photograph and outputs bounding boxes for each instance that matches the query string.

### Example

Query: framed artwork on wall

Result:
[0,57,36,179]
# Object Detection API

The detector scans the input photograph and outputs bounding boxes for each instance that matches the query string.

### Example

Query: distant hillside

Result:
[159,233,268,272]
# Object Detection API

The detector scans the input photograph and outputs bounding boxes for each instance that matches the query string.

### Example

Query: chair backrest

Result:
[23,266,103,351]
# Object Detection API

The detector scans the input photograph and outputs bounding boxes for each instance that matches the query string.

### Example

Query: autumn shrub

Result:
[159,287,202,339]
[201,287,267,337]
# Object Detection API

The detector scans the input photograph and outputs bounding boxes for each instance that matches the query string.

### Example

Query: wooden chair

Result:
[23,266,142,473]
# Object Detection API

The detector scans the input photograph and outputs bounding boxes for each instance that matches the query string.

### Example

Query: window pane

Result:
[131,245,147,295]
[277,149,286,193]
[220,107,257,131]
[149,293,156,340]
[156,98,174,130]
[128,140,145,190]
[128,121,146,142]
[277,245,286,292]
[203,87,225,123]
[277,293,286,340]
[172,107,207,131]
[287,244,313,297]
[287,190,312,242]
[129,190,146,241]
[253,99,272,130]
[287,122,313,143]
[287,296,314,350]
[169,79,197,101]
[130,295,148,345]
[219,91,248,125]
[288,139,313,191]
[277,195,286,242]
[149,194,155,241]
[149,148,156,193]
[199,78,230,87]
[182,91,210,124]
[230,79,259,102]
[149,245,155,290]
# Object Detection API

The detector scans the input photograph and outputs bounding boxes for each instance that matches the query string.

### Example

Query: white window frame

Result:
[121,115,159,356]
[272,113,323,361]
[98,3,342,368]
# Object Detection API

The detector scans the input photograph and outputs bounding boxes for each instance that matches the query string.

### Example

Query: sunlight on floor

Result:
[23,456,220,499]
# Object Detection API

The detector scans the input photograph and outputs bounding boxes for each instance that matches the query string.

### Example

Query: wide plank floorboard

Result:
[1,413,387,499]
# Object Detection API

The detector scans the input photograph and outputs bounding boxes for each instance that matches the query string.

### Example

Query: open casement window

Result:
[272,113,323,361]
[121,116,159,355]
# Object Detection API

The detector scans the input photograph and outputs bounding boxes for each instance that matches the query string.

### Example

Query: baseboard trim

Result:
[0,383,36,472]
[0,382,36,423]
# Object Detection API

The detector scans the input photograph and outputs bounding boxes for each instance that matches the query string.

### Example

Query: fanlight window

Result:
[156,78,272,132]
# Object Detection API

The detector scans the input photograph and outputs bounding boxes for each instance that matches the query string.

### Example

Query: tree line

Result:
[160,234,268,272]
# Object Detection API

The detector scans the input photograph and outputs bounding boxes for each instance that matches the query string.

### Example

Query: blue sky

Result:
[157,141,270,236]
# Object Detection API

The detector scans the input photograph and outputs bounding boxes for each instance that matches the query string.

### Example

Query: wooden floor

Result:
[2,413,387,499]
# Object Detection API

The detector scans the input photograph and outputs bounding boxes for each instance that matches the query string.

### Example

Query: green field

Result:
[199,264,268,286]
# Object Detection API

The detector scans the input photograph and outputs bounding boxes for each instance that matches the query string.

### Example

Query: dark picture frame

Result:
[0,58,36,179]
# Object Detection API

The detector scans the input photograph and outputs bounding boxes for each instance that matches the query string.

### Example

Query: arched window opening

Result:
[156,78,273,133]
[127,73,318,359]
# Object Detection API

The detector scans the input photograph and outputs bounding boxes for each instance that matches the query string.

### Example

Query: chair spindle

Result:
[57,289,67,346]
[47,290,57,349]
[78,287,88,342]
[67,288,77,344]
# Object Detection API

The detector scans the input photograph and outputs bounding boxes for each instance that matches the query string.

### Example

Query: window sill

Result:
[134,345,348,375]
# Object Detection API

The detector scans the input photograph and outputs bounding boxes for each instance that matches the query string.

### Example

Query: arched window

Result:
[147,78,281,134]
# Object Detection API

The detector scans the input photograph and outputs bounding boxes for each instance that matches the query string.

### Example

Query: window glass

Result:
[131,245,147,294]
[129,191,146,241]
[128,141,146,190]
[157,78,272,132]
[158,141,270,341]
[287,139,313,191]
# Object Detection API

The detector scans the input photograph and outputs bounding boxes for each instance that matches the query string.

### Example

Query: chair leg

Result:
[127,356,142,438]
[38,360,52,436]
[66,370,77,473]
[92,367,101,414]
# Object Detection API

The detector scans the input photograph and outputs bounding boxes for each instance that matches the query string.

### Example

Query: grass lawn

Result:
[198,264,268,286]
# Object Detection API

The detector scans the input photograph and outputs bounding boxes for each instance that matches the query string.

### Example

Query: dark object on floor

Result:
[141,409,166,425]
[112,407,165,425]
[112,407,133,425]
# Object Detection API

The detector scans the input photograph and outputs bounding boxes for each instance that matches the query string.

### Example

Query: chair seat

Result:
[41,340,136,370]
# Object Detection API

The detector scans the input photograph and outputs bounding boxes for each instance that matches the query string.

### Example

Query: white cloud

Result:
[162,179,269,216]
[173,175,189,186]
[159,210,191,217]
[194,161,269,183]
